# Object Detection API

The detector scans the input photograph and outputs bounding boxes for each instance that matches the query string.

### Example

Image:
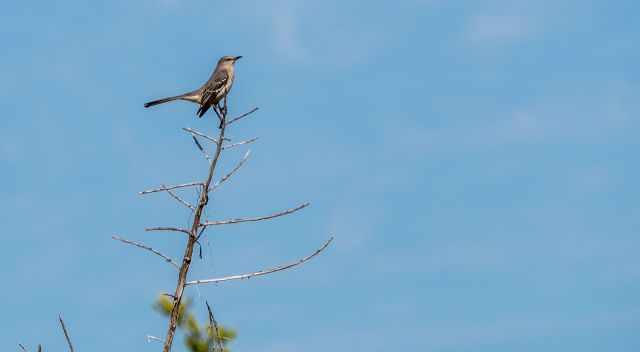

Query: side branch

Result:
[112,235,179,269]
[145,227,191,235]
[140,182,203,195]
[186,236,334,286]
[222,137,258,150]
[192,136,212,161]
[163,185,196,211]
[202,202,310,226]
[206,301,224,352]
[211,150,251,191]
[182,128,229,144]
[58,315,74,352]
[226,107,259,126]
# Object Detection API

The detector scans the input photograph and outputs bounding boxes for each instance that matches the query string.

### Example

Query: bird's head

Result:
[218,55,242,66]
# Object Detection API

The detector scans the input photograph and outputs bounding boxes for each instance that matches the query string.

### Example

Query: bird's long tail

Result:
[144,89,202,108]
[144,95,184,108]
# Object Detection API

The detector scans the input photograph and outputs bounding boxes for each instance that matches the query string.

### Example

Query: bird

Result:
[144,55,242,126]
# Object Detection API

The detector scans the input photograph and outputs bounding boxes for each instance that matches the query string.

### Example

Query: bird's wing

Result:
[197,70,229,117]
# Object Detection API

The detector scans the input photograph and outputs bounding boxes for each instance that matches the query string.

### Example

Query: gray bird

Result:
[144,55,242,123]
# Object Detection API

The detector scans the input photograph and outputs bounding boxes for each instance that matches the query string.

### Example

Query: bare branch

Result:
[162,104,229,352]
[186,236,333,286]
[146,335,163,343]
[18,344,28,352]
[145,227,191,235]
[140,182,203,195]
[206,301,224,352]
[226,107,259,126]
[222,137,258,150]
[163,185,196,211]
[112,235,179,269]
[182,128,230,144]
[161,293,177,300]
[203,202,310,226]
[58,315,74,352]
[192,136,212,161]
[192,135,205,151]
[211,150,251,191]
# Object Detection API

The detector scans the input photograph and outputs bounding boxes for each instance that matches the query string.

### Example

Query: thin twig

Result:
[186,237,333,286]
[203,202,310,226]
[140,182,203,195]
[182,127,220,144]
[161,292,176,299]
[112,235,179,269]
[222,137,258,150]
[163,185,196,211]
[211,150,251,191]
[196,225,209,259]
[18,344,28,352]
[226,107,259,126]
[145,227,191,235]
[146,335,163,343]
[58,315,74,352]
[183,127,230,144]
[206,301,224,352]
[192,136,212,161]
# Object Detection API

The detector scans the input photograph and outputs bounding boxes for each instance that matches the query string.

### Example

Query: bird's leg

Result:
[219,97,228,129]
[213,104,223,129]
[221,97,228,116]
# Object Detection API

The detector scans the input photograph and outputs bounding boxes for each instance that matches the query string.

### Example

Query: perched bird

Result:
[144,55,242,123]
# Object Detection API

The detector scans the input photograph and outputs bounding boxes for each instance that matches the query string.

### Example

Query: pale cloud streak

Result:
[269,0,309,62]
[466,13,535,45]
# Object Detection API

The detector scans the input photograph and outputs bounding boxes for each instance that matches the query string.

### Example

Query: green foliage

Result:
[155,295,237,352]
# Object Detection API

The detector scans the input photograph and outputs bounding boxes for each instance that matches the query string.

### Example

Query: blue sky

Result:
[1,1,639,351]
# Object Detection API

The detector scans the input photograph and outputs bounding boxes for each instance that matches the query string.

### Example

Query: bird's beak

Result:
[233,56,243,62]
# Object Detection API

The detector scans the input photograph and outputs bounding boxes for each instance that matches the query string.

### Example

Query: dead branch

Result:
[112,235,179,269]
[182,127,230,144]
[146,335,163,343]
[191,136,212,161]
[186,237,333,286]
[140,182,203,195]
[116,97,332,352]
[58,315,74,352]
[206,301,224,352]
[211,150,251,191]
[162,108,229,352]
[222,137,258,150]
[226,107,259,126]
[202,202,310,226]
[145,227,191,235]
[163,185,195,211]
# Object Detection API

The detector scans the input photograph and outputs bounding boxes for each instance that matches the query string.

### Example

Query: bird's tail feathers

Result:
[144,96,182,108]
[144,91,200,108]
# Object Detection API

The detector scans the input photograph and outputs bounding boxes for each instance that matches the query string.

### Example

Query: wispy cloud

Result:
[466,13,534,45]
[258,0,392,67]
[389,83,639,155]
[269,0,309,62]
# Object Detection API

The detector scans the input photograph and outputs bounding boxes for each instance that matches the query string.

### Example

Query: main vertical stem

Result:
[162,110,227,352]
